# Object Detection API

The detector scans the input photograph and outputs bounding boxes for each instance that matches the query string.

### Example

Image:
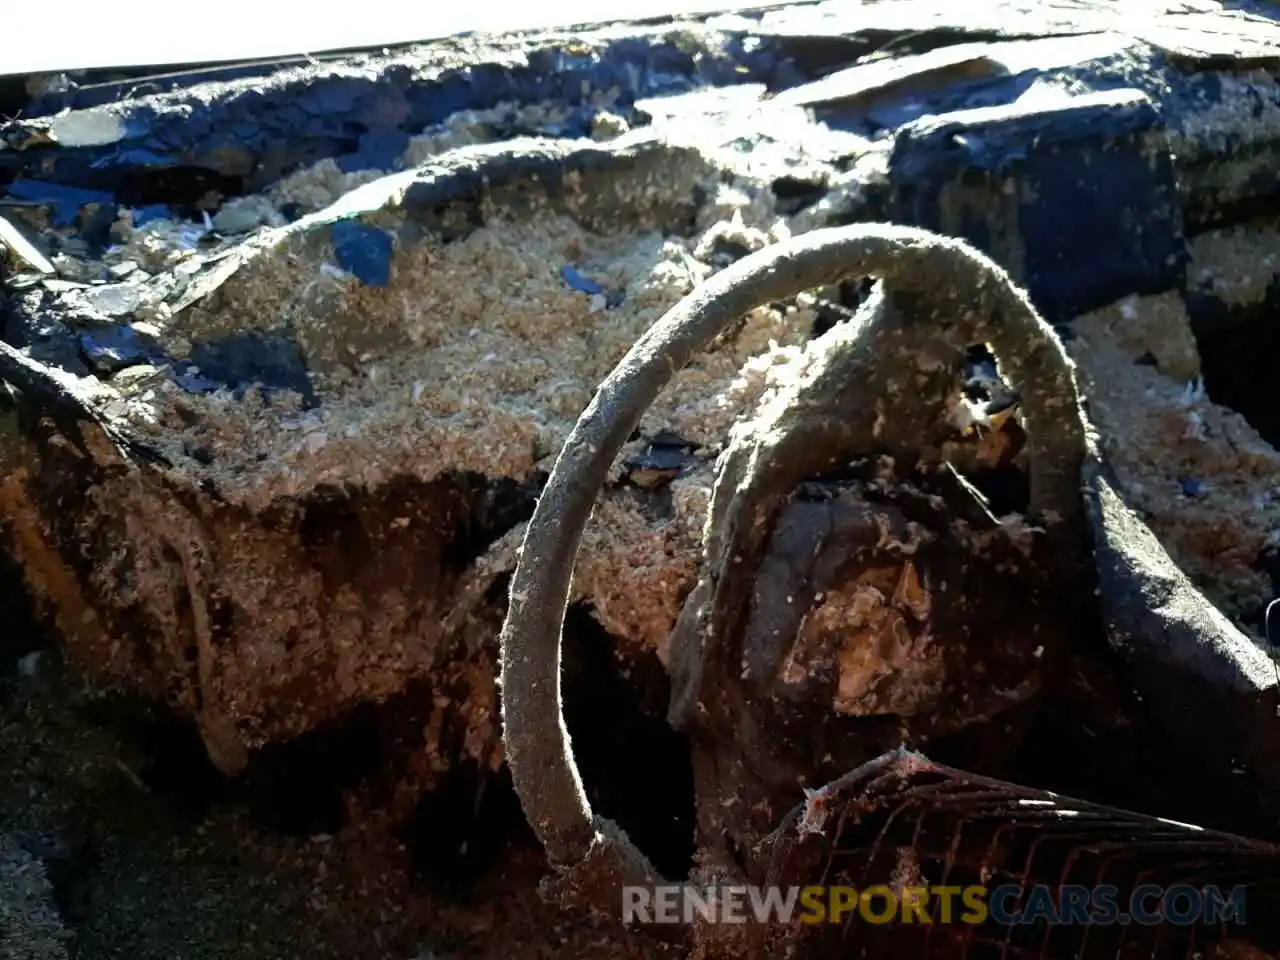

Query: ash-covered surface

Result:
[1068,291,1280,630]
[3,2,1280,958]
[0,833,71,960]
[2,128,841,775]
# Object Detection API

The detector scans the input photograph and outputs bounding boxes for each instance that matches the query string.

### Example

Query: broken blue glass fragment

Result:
[330,219,393,287]
[130,204,172,227]
[559,265,604,296]
[1179,476,1206,498]
[90,148,177,169]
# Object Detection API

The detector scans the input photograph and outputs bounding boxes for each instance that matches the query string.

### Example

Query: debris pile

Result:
[3,4,1280,957]
[0,132,846,774]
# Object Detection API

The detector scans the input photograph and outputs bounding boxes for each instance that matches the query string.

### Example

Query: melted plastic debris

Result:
[559,264,604,296]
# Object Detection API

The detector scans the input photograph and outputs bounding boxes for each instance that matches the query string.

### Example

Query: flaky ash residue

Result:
[121,199,812,512]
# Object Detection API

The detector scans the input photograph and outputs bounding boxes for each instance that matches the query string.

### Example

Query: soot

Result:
[403,603,696,895]
[118,699,384,834]
[0,538,45,667]
[1192,300,1280,450]
[1188,289,1280,622]
[560,604,697,881]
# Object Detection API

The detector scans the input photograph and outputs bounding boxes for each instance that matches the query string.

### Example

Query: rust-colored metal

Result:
[761,749,1280,959]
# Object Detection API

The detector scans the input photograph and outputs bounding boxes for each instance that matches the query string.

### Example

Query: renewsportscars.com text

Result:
[621,883,1247,927]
